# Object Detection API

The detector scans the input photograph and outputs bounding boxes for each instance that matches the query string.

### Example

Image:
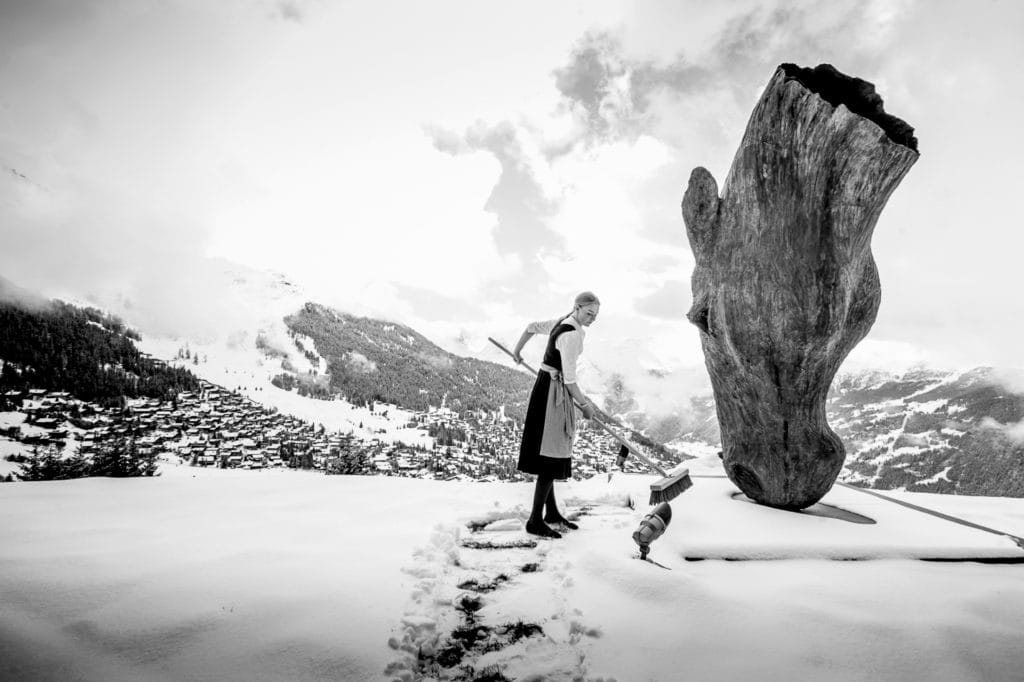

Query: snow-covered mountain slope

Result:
[648,366,1024,498]
[137,332,432,449]
[1,460,1022,681]
[831,366,1024,495]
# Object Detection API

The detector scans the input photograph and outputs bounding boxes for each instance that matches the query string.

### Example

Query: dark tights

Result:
[529,475,564,524]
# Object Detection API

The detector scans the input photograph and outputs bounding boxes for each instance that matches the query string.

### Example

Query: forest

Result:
[284,303,533,420]
[0,298,199,404]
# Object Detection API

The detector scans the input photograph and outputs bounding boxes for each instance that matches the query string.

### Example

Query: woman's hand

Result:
[580,402,597,420]
[512,350,523,365]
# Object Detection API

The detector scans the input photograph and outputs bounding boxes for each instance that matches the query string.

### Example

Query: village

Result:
[1,380,672,483]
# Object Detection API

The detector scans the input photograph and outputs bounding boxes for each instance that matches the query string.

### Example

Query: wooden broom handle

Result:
[488,337,668,477]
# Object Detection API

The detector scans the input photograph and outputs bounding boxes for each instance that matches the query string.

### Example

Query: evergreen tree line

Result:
[11,437,159,481]
[0,300,200,404]
[270,372,332,399]
[427,422,468,446]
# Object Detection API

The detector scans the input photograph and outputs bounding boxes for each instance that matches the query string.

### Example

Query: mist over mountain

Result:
[4,266,1024,497]
[636,366,1024,497]
[831,367,1024,496]
[0,273,50,310]
[0,285,199,404]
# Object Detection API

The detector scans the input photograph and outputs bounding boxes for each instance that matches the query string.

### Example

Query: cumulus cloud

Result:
[553,31,715,145]
[2,0,1021,425]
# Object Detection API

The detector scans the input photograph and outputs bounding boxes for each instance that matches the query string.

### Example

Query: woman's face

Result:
[576,303,600,326]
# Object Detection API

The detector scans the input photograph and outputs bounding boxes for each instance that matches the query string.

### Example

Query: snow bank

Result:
[1,463,1023,681]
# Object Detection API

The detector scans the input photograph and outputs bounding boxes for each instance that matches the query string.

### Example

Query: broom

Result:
[488,337,692,505]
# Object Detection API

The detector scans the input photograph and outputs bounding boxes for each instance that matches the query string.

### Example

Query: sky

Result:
[2,0,1023,389]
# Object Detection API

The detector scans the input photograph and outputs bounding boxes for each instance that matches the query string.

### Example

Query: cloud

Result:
[0,273,50,311]
[552,32,630,139]
[635,280,690,320]
[392,284,488,324]
[552,32,714,146]
[0,164,212,326]
[428,121,566,311]
[993,368,1024,395]
[980,417,1024,445]
[269,0,307,23]
[463,124,564,262]
[2,0,1022,429]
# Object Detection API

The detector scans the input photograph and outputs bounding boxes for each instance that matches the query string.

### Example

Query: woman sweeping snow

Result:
[512,291,601,538]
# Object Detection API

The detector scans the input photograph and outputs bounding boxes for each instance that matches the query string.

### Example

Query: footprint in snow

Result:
[387,505,615,681]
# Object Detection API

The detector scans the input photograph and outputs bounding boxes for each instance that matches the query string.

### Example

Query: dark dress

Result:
[517,321,577,480]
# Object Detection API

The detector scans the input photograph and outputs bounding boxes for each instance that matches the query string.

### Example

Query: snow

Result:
[908,399,947,414]
[0,439,28,476]
[663,438,719,459]
[0,411,26,428]
[136,335,432,448]
[290,330,329,374]
[914,466,953,486]
[2,456,1024,681]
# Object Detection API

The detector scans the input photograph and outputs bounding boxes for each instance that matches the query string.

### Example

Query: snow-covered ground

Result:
[2,455,1023,681]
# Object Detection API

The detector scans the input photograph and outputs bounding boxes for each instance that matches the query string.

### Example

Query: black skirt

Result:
[517,371,573,480]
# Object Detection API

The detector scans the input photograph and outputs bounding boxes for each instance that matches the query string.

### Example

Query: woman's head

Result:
[573,291,600,326]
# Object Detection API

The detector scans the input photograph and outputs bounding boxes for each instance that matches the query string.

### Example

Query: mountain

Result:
[0,273,50,309]
[830,366,1024,496]
[282,302,535,421]
[656,366,1024,497]
[7,264,1021,496]
[0,290,200,405]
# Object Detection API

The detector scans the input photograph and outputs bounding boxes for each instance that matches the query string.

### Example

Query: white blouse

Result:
[526,316,585,384]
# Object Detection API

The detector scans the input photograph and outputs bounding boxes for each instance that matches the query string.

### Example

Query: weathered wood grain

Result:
[683,64,919,509]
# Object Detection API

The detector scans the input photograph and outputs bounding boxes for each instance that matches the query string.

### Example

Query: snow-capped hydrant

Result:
[632,501,672,560]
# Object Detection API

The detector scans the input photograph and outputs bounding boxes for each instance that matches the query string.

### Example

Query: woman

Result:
[512,291,601,538]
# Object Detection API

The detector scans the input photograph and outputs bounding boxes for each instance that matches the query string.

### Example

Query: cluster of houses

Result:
[1,382,677,482]
[404,407,661,482]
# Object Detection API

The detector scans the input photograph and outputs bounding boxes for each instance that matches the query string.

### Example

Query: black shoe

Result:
[525,520,562,539]
[544,516,579,530]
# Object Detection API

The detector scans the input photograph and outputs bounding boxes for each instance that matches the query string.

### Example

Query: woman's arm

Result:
[511,328,533,364]
[512,319,555,364]
[564,382,597,420]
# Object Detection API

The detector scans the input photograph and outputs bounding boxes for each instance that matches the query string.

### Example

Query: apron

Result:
[517,322,577,479]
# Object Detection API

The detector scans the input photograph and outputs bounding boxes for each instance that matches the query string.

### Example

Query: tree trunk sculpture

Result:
[682,64,919,509]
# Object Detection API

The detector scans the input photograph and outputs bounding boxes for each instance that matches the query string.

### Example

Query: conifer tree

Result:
[90,437,159,477]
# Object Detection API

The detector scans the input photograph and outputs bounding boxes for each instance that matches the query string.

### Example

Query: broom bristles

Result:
[648,467,693,505]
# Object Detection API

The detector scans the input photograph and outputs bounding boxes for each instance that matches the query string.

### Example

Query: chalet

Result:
[243,455,264,469]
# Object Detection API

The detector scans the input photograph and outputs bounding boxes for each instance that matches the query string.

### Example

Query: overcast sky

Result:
[2,0,1023,387]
